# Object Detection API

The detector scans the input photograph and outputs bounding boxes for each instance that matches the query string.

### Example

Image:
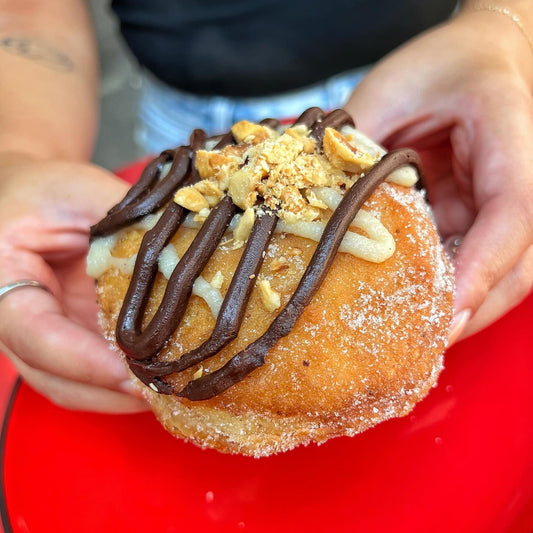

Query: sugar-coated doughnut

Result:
[88,108,453,457]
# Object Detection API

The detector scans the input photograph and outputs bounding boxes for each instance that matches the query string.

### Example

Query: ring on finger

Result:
[0,280,51,303]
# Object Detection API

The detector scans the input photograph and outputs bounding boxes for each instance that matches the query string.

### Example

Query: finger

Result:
[6,351,148,413]
[458,244,533,339]
[454,192,533,313]
[0,282,132,394]
[453,98,533,316]
[415,144,475,238]
[0,161,129,258]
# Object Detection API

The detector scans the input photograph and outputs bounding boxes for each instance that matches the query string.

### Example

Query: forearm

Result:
[0,0,98,161]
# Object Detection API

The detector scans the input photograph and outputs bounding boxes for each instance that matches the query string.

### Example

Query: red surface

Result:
[1,162,532,533]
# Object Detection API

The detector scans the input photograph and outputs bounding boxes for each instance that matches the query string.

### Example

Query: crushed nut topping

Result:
[323,127,376,173]
[195,145,246,189]
[194,180,224,206]
[257,279,281,312]
[269,256,289,272]
[233,207,255,243]
[210,271,224,290]
[174,187,209,212]
[231,120,274,144]
[178,120,380,222]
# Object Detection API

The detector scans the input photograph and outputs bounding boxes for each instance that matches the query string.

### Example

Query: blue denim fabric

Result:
[136,67,368,154]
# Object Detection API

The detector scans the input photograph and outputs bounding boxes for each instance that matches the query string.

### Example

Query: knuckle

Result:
[512,246,533,299]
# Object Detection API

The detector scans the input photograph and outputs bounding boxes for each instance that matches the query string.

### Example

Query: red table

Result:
[0,161,531,533]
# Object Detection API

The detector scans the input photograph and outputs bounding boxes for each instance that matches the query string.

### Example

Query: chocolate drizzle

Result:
[119,195,237,360]
[179,149,421,400]
[310,108,355,147]
[293,106,325,128]
[91,129,207,238]
[128,210,278,386]
[92,109,420,401]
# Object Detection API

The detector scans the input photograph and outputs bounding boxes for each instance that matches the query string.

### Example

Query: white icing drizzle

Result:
[182,187,395,263]
[341,125,418,187]
[183,212,203,229]
[157,244,178,279]
[86,212,163,279]
[276,216,394,263]
[159,161,173,181]
[275,187,395,263]
[87,239,223,318]
[204,138,222,151]
[158,244,223,318]
[133,210,164,230]
[87,233,138,278]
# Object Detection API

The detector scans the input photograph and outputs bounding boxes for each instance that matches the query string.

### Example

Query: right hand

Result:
[345,10,533,341]
[0,152,148,413]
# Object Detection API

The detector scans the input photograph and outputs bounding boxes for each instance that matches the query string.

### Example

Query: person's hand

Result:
[345,9,533,342]
[0,152,148,412]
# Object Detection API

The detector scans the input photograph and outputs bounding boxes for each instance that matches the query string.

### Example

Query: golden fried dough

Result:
[95,181,453,457]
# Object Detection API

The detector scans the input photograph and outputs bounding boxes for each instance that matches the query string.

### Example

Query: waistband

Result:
[136,66,369,154]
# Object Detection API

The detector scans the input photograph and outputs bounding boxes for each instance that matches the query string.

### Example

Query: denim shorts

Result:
[136,67,368,155]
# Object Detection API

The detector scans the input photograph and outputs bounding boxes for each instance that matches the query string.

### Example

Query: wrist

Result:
[451,9,533,87]
[458,1,533,83]
[463,3,532,49]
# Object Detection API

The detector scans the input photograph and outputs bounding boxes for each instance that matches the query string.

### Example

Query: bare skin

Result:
[0,0,144,412]
[346,1,533,339]
[0,0,532,411]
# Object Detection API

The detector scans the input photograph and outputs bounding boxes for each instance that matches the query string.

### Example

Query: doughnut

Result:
[87,108,454,457]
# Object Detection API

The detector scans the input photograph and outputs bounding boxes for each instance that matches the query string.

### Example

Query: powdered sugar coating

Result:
[96,181,454,457]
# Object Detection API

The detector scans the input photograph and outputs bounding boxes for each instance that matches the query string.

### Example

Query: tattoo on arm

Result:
[0,36,74,73]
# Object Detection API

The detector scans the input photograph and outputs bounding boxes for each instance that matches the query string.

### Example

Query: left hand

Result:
[345,9,533,341]
[0,153,148,412]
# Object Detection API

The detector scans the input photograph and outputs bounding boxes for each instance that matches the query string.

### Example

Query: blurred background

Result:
[89,0,143,170]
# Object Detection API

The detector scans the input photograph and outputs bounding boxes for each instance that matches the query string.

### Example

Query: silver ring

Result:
[0,279,52,303]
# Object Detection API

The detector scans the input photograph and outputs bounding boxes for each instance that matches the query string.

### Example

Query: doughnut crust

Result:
[95,182,453,457]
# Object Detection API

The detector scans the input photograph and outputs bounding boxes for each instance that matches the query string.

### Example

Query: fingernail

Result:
[120,378,143,397]
[448,308,471,346]
[444,235,463,262]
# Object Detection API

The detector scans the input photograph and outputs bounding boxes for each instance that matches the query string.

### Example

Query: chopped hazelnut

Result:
[228,168,259,209]
[280,185,307,214]
[194,180,223,206]
[233,207,255,242]
[195,150,242,187]
[231,120,273,144]
[270,256,288,272]
[284,127,316,153]
[192,366,204,380]
[210,271,224,289]
[258,279,281,312]
[287,247,303,256]
[174,187,210,212]
[193,207,211,223]
[323,127,375,174]
[305,189,329,210]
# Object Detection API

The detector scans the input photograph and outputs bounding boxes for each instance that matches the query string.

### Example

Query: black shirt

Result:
[112,0,457,96]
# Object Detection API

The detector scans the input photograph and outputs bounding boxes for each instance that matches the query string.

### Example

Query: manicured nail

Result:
[443,235,463,262]
[448,309,471,346]
[120,378,143,397]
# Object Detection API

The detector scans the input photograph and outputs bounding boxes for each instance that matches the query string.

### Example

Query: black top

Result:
[112,0,457,96]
